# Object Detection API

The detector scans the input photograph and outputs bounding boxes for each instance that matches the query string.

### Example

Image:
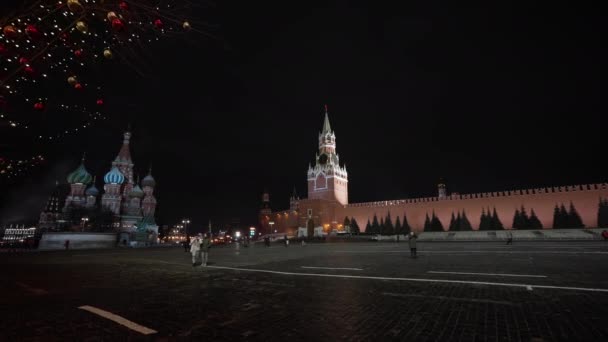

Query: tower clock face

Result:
[318,154,328,165]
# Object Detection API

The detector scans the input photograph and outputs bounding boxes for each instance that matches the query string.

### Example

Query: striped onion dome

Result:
[104,166,125,184]
[85,184,99,196]
[129,184,144,198]
[67,163,93,185]
[141,172,156,188]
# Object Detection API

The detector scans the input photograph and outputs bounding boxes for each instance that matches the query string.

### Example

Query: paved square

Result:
[2,241,608,341]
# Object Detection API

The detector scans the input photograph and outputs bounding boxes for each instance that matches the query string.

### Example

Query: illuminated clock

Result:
[318,154,328,165]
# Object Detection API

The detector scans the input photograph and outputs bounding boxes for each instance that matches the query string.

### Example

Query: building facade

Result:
[39,130,158,235]
[260,107,608,235]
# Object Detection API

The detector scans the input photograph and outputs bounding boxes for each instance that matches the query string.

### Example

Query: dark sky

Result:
[1,1,606,231]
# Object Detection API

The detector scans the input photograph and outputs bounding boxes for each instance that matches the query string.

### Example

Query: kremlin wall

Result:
[260,108,608,235]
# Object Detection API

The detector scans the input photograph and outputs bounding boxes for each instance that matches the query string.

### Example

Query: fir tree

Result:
[552,205,562,228]
[568,202,585,228]
[479,208,488,231]
[448,212,457,231]
[455,212,462,231]
[402,212,412,234]
[460,210,472,230]
[598,198,608,228]
[423,213,431,231]
[365,219,372,233]
[343,216,351,232]
[350,218,361,234]
[371,214,380,234]
[512,209,522,229]
[380,217,385,235]
[492,207,504,230]
[430,211,444,231]
[384,211,394,235]
[528,209,543,229]
[519,206,531,229]
[559,204,569,228]
[394,216,402,235]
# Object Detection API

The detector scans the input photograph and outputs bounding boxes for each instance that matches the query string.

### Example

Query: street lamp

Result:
[81,217,89,231]
[182,219,190,239]
[269,221,274,235]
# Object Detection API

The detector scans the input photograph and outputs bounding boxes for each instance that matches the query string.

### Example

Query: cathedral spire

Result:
[115,130,132,163]
[322,104,332,134]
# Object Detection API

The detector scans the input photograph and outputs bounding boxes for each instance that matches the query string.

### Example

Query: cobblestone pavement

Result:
[1,241,608,341]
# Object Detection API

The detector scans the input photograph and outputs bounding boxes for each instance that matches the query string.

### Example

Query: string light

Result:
[0,155,45,180]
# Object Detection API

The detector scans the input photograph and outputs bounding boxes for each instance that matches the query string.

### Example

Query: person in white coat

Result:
[190,234,202,266]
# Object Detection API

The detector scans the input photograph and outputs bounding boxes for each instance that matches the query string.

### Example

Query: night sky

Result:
[1,1,606,232]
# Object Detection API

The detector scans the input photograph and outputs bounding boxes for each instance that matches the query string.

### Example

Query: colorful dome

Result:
[85,184,99,197]
[141,173,156,188]
[130,184,144,198]
[104,166,125,184]
[67,163,93,185]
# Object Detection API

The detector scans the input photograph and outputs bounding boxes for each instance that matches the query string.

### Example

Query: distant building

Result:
[261,106,608,234]
[38,130,159,241]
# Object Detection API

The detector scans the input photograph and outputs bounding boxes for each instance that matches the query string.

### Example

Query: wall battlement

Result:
[347,183,608,208]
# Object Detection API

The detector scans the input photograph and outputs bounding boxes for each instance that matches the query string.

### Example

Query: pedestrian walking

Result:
[284,235,289,247]
[190,234,202,266]
[601,230,608,241]
[408,232,417,258]
[201,234,212,267]
[64,239,70,250]
[184,237,190,252]
[506,231,513,245]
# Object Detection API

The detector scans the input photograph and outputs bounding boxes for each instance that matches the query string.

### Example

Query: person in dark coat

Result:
[506,231,513,245]
[64,240,70,250]
[408,232,417,258]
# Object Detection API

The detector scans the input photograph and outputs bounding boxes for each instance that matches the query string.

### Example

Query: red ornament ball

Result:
[24,66,35,75]
[111,18,125,31]
[25,25,41,39]
[154,19,164,29]
[119,2,129,10]
[96,99,104,106]
[19,57,30,65]
[0,43,7,55]
[74,49,83,58]
[34,102,45,111]
[74,83,83,90]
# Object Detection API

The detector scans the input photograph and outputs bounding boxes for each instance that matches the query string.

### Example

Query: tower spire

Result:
[322,104,331,134]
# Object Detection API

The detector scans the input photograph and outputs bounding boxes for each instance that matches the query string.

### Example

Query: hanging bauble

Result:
[24,66,35,76]
[67,0,84,12]
[107,11,118,21]
[74,49,83,58]
[154,19,164,29]
[111,18,125,31]
[25,25,41,39]
[19,57,29,65]
[103,49,113,59]
[74,83,83,90]
[96,99,104,106]
[3,25,17,38]
[119,2,129,10]
[33,102,45,111]
[76,21,88,33]
[0,43,6,55]
[67,76,78,86]
[182,21,191,31]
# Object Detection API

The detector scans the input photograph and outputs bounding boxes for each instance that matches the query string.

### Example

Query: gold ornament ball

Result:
[76,21,88,33]
[67,0,84,12]
[107,11,118,21]
[3,25,17,37]
[103,49,113,59]
[67,76,78,86]
[182,21,191,31]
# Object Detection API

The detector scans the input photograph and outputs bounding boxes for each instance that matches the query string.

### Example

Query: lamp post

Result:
[182,219,190,240]
[80,217,89,232]
[269,221,274,236]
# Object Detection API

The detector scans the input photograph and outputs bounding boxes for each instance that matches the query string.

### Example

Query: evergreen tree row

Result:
[364,212,412,235]
[343,216,361,234]
[512,206,543,229]
[478,207,504,230]
[598,198,608,228]
[448,210,472,231]
[552,203,584,228]
[423,211,444,232]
